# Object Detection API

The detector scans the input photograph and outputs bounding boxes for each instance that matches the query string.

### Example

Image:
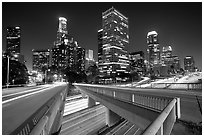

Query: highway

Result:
[105,120,142,135]
[60,104,106,135]
[64,96,88,116]
[2,81,201,135]
[61,95,143,135]
[2,82,68,135]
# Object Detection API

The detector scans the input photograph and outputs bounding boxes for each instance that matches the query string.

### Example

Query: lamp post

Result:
[6,56,10,88]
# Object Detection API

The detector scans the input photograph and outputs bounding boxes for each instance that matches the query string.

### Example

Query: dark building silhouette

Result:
[6,26,21,55]
[51,17,85,77]
[184,56,195,72]
[129,51,146,75]
[76,46,85,73]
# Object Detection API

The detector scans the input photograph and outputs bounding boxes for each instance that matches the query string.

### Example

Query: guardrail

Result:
[73,83,180,135]
[143,98,180,135]
[149,83,202,90]
[11,86,67,135]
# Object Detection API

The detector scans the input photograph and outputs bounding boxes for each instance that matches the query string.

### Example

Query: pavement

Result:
[2,82,68,135]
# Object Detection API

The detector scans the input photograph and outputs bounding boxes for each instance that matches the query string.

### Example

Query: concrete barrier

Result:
[73,83,180,134]
[143,98,178,135]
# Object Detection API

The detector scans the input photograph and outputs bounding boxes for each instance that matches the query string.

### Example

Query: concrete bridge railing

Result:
[74,83,180,135]
[13,86,67,135]
[146,83,202,90]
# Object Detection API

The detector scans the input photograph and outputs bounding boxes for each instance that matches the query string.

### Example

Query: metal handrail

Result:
[142,98,177,135]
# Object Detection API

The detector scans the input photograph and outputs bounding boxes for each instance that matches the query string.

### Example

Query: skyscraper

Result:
[161,46,173,65]
[99,7,129,83]
[184,56,195,72]
[6,26,25,64]
[147,31,160,66]
[32,49,50,73]
[98,29,103,73]
[56,17,68,46]
[85,49,94,61]
[85,49,95,70]
[6,26,21,55]
[76,46,85,73]
[52,17,69,75]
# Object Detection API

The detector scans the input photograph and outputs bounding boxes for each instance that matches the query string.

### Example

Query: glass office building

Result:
[99,7,129,83]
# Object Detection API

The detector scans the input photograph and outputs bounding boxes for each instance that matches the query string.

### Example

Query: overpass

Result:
[73,83,181,135]
[2,82,181,135]
[2,83,68,135]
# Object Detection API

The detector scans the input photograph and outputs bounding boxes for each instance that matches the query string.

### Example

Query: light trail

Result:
[2,85,57,105]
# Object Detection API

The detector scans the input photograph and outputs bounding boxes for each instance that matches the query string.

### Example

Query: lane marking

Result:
[133,128,140,135]
[124,124,135,135]
[2,87,47,98]
[112,120,128,135]
[62,106,105,124]
[2,86,56,105]
[61,111,105,133]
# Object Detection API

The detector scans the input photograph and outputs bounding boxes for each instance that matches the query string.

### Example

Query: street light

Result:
[6,56,10,88]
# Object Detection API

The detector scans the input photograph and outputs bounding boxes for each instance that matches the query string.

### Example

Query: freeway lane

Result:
[61,104,106,135]
[2,85,49,96]
[2,86,50,101]
[2,83,68,135]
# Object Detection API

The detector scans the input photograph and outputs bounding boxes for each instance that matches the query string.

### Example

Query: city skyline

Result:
[2,2,202,71]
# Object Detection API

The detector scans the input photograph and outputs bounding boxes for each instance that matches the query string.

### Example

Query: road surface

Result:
[2,82,68,135]
[60,104,106,135]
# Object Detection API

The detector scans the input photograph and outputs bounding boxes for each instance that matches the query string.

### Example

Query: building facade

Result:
[147,31,160,67]
[6,26,25,64]
[56,17,68,45]
[85,49,95,70]
[184,56,195,72]
[76,46,85,73]
[98,29,103,72]
[32,49,50,73]
[99,7,129,83]
[129,51,146,75]
[161,46,180,74]
[52,17,85,76]
[6,26,21,55]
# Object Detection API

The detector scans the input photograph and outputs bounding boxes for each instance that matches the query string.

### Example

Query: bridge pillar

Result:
[81,92,86,98]
[88,96,96,107]
[106,108,121,127]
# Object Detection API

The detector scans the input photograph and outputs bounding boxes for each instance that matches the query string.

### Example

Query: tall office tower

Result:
[161,46,173,65]
[6,26,21,55]
[51,42,67,74]
[100,7,129,83]
[6,26,25,64]
[98,29,103,73]
[85,49,94,60]
[172,55,180,72]
[56,17,68,45]
[76,46,85,73]
[147,31,160,67]
[184,56,195,72]
[52,17,69,75]
[32,49,50,73]
[85,49,95,69]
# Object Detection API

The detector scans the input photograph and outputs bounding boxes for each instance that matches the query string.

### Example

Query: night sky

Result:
[2,2,202,71]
